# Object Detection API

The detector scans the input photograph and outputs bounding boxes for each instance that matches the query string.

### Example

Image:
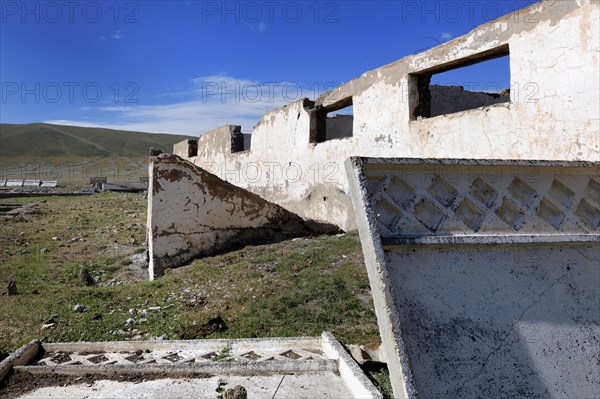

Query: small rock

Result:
[223,385,247,399]
[79,268,95,286]
[72,304,86,313]
[40,248,48,254]
[7,280,17,296]
[148,306,161,312]
[51,237,58,241]
[126,318,135,325]
[41,323,56,330]
[335,233,346,238]
[347,344,371,365]
[149,147,163,156]
[92,313,102,320]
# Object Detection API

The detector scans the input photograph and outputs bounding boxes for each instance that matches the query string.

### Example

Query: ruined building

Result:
[149,0,598,278]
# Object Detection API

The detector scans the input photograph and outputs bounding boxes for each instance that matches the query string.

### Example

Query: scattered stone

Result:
[40,248,48,254]
[347,344,371,365]
[7,280,17,296]
[149,147,163,156]
[126,318,135,325]
[92,313,103,320]
[79,268,95,286]
[223,385,247,399]
[72,304,89,313]
[335,233,346,238]
[41,322,56,330]
[51,237,58,241]
[347,343,386,364]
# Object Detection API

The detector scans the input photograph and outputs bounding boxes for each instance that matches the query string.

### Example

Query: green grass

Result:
[0,192,390,397]
[0,192,381,349]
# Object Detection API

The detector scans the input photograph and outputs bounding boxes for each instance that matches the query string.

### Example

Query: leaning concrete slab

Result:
[346,157,600,399]
[147,154,334,279]
[2,333,381,399]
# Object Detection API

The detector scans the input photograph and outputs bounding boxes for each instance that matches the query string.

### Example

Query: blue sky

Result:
[1,0,537,135]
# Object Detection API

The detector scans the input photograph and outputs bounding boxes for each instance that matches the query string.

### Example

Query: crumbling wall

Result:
[346,157,600,399]
[173,139,198,158]
[173,1,598,231]
[429,85,510,117]
[325,115,353,140]
[147,154,333,279]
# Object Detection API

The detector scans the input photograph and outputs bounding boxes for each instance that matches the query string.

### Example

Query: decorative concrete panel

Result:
[346,157,600,399]
[3,333,382,399]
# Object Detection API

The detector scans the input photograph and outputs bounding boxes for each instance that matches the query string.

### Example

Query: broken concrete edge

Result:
[315,1,582,108]
[0,340,40,382]
[147,153,339,279]
[321,332,383,399]
[344,157,417,399]
[42,336,322,353]
[15,360,339,377]
[355,156,599,169]
[382,234,600,246]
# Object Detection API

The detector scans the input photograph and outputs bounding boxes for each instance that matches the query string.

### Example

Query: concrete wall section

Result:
[147,154,323,279]
[429,85,510,117]
[346,157,600,399]
[173,139,198,158]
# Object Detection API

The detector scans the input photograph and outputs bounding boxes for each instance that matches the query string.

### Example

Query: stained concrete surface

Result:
[346,157,600,399]
[2,334,382,399]
[17,373,353,399]
[147,154,335,279]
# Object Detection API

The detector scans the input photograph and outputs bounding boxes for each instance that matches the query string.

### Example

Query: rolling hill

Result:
[0,123,196,183]
[0,123,195,160]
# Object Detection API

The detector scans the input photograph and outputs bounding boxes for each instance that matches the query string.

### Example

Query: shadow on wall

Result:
[147,154,340,279]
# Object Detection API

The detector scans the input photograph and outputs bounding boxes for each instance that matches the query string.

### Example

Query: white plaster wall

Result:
[147,154,301,279]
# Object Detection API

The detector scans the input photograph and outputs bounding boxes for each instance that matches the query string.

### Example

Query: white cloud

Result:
[45,74,320,136]
[111,30,124,40]
[441,32,452,40]
[100,31,123,40]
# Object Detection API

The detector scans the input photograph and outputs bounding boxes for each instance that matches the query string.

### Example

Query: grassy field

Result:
[0,192,391,395]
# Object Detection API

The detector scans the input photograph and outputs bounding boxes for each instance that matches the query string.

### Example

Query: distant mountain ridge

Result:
[0,123,195,160]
